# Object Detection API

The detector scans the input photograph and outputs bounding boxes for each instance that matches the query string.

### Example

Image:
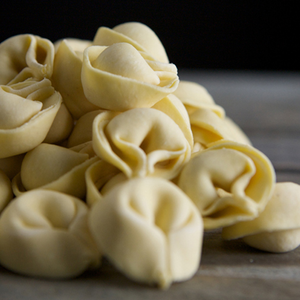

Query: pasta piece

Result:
[89,177,203,289]
[93,22,169,63]
[223,182,300,252]
[0,170,13,213]
[0,189,100,278]
[177,140,275,229]
[0,34,54,84]
[81,43,178,111]
[52,39,99,119]
[173,80,225,117]
[12,143,98,199]
[92,108,191,179]
[0,78,62,158]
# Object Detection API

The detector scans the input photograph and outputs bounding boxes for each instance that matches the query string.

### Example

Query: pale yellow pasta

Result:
[0,34,54,84]
[189,109,251,152]
[12,143,98,199]
[92,108,191,179]
[67,110,103,148]
[0,78,62,158]
[52,39,99,119]
[85,159,123,207]
[43,103,74,144]
[177,140,275,229]
[93,22,169,63]
[0,170,13,213]
[152,94,193,149]
[81,43,178,111]
[223,182,300,252]
[173,80,225,117]
[69,141,97,158]
[89,177,203,289]
[0,189,100,278]
[189,108,235,149]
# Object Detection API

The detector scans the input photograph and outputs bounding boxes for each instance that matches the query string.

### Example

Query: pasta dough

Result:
[0,34,54,84]
[173,80,225,117]
[177,140,275,229]
[89,177,203,289]
[52,39,99,119]
[223,182,300,252]
[12,143,98,198]
[0,189,100,278]
[85,159,122,207]
[81,43,178,111]
[93,22,169,63]
[0,78,62,158]
[92,108,191,179]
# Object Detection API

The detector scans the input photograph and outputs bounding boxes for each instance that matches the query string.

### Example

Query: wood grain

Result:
[1,71,300,299]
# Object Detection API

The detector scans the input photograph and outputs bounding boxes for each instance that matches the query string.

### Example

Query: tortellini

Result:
[1,21,297,289]
[89,177,203,289]
[0,77,62,158]
[81,43,178,111]
[0,189,100,278]
[177,140,275,229]
[52,39,99,119]
[0,34,54,84]
[92,108,191,179]
[222,182,300,253]
[12,143,98,198]
[93,22,169,63]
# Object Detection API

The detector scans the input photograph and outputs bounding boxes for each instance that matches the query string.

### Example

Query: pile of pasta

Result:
[1,22,300,289]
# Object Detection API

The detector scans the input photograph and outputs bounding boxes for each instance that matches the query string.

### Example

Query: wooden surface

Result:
[1,70,300,300]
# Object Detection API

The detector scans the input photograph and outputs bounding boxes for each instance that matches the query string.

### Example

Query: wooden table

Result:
[1,70,300,299]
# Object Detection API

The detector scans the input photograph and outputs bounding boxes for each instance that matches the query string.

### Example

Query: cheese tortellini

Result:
[0,189,100,278]
[89,177,203,289]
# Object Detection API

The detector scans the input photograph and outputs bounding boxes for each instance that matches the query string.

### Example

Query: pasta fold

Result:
[93,22,169,63]
[52,39,99,119]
